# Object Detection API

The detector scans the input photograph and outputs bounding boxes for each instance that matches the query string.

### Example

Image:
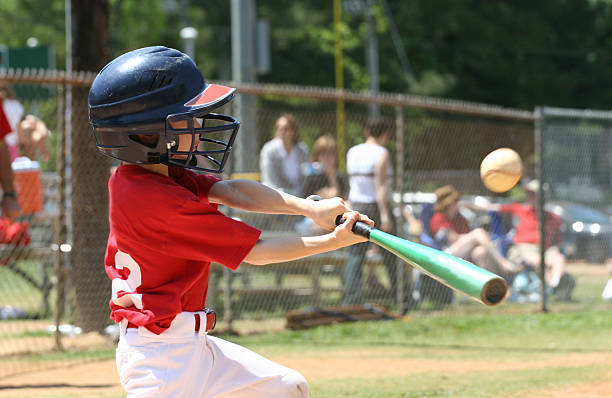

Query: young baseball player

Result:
[89,46,372,397]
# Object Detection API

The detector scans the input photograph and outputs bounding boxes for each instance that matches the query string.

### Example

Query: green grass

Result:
[225,309,612,354]
[0,261,50,315]
[2,348,115,363]
[310,364,611,398]
[26,348,115,362]
[217,307,612,398]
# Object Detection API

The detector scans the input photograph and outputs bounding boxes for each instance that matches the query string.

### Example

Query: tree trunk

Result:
[71,0,111,332]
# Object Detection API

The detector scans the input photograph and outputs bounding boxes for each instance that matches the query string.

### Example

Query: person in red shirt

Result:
[429,185,518,278]
[0,86,20,220]
[496,180,567,289]
[89,47,373,398]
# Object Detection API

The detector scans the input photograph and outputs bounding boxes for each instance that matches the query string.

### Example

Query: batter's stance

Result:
[89,46,372,397]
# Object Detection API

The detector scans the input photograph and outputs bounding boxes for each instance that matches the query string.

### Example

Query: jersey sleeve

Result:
[164,200,261,269]
[195,173,221,202]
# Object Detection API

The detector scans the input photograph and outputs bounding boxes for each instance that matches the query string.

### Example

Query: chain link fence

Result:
[218,85,537,331]
[536,107,612,307]
[0,70,115,378]
[0,70,609,377]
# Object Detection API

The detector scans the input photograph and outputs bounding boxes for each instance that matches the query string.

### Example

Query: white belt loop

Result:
[197,311,207,336]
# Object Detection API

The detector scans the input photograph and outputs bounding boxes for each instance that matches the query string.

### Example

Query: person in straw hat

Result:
[429,185,519,279]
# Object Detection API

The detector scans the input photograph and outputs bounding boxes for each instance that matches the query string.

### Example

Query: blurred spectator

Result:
[302,135,348,200]
[402,205,423,239]
[296,135,349,235]
[430,185,519,279]
[0,87,21,220]
[259,114,310,196]
[0,82,24,161]
[492,180,573,298]
[343,120,409,306]
[18,114,50,162]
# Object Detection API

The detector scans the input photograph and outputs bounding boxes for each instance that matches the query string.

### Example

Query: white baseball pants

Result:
[116,312,309,397]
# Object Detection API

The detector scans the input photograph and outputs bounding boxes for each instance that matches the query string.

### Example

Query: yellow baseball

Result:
[480,148,523,193]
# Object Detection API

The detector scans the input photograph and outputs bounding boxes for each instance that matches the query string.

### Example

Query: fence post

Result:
[54,84,68,350]
[71,84,111,332]
[534,107,548,312]
[395,104,406,312]
[334,0,346,171]
[223,267,234,332]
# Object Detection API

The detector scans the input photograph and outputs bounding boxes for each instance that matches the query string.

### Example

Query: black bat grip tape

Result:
[335,215,373,239]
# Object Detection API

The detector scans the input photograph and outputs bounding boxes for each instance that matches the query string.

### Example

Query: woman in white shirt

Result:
[259,114,310,197]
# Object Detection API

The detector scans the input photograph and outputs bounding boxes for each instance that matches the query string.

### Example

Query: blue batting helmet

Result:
[88,46,239,173]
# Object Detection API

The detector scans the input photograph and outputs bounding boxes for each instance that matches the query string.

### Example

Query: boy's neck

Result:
[123,162,169,176]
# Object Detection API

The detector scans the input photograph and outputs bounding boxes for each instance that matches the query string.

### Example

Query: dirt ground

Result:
[0,350,611,398]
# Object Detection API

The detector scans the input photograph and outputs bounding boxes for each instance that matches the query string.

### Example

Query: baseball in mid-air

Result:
[480,148,523,193]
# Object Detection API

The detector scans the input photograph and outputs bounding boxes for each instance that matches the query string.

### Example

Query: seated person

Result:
[18,115,50,162]
[429,185,519,279]
[297,135,349,235]
[302,135,348,200]
[485,180,569,293]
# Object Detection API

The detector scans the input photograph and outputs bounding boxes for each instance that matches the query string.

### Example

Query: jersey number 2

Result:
[111,250,143,309]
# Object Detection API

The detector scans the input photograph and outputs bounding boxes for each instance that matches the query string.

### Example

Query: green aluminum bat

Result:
[336,216,508,306]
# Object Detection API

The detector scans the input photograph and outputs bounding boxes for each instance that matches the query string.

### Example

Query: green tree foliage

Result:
[390,0,608,109]
[257,0,612,109]
[108,0,232,81]
[2,0,612,109]
[0,0,66,67]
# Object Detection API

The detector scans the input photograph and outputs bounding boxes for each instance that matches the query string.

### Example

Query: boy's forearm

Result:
[214,179,313,217]
[243,234,345,265]
[211,179,356,232]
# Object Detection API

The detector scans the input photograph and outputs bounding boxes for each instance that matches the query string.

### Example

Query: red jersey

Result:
[105,165,261,334]
[499,203,562,248]
[429,212,471,235]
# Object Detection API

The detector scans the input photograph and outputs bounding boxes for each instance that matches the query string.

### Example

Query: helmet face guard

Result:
[166,111,240,173]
